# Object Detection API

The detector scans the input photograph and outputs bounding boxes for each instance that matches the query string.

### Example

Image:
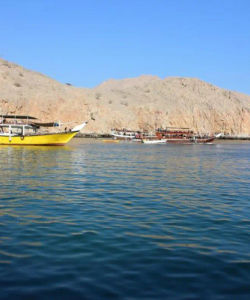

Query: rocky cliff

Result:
[1,58,249,135]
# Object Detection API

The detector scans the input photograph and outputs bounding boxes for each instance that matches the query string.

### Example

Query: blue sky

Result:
[1,0,250,94]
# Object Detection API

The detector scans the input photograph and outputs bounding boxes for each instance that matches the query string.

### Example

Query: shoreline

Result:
[218,136,250,140]
[75,133,250,140]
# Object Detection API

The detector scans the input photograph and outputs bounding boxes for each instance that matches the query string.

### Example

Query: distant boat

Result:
[155,127,221,144]
[110,128,155,141]
[0,115,87,146]
[102,139,120,143]
[141,139,167,144]
[111,128,141,140]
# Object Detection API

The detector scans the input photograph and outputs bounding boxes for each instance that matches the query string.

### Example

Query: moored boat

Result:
[102,139,120,143]
[141,139,167,144]
[155,127,221,144]
[0,115,87,146]
[111,128,154,141]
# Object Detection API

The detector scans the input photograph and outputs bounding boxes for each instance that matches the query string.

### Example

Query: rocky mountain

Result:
[0,58,249,135]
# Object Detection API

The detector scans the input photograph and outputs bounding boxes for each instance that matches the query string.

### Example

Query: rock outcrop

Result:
[1,58,249,135]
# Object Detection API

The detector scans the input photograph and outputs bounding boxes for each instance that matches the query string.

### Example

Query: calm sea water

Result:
[0,139,249,299]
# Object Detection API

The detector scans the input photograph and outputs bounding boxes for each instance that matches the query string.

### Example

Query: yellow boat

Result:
[0,115,87,146]
[102,139,120,143]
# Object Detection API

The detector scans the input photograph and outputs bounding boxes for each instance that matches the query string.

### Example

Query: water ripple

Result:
[0,140,249,298]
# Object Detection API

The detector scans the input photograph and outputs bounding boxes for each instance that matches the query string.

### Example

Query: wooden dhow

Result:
[155,127,221,144]
[0,115,87,146]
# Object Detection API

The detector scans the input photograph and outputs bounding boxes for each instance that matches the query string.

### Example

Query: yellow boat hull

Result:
[0,131,78,146]
[102,139,120,143]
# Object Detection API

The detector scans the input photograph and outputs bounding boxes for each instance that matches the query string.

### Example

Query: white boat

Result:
[141,139,167,144]
[111,130,137,139]
[111,128,153,140]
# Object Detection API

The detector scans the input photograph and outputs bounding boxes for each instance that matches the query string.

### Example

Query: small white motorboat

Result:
[141,139,167,144]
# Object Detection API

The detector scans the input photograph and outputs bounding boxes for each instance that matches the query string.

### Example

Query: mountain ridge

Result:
[0,58,249,135]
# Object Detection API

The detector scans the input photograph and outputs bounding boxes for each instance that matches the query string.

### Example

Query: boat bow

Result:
[72,122,87,132]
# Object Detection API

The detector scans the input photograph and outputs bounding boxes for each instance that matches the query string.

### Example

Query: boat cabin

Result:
[155,127,194,139]
[0,115,59,137]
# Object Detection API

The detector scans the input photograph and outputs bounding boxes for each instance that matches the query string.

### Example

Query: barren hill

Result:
[1,58,249,135]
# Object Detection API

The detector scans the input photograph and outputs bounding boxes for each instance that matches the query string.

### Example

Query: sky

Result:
[1,0,250,94]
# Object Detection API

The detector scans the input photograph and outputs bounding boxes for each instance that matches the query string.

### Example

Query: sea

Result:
[0,139,249,299]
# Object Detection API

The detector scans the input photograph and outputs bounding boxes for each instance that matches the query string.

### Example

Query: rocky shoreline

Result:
[75,133,250,140]
[218,136,250,140]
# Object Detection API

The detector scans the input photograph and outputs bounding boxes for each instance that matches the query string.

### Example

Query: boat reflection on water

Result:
[0,144,72,151]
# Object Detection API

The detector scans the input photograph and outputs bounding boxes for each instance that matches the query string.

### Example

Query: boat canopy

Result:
[31,122,60,127]
[1,115,37,120]
[157,127,191,130]
[0,115,59,128]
